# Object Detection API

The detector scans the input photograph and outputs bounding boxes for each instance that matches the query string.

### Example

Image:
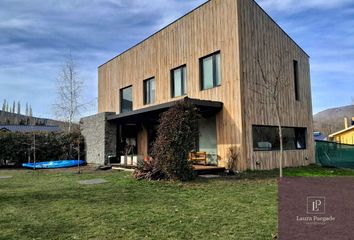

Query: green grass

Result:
[0,165,353,240]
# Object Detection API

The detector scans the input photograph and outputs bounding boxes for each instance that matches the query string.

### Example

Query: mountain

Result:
[0,110,75,131]
[313,105,354,137]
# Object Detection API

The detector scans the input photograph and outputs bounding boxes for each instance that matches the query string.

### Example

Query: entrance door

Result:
[199,116,217,165]
[118,124,138,156]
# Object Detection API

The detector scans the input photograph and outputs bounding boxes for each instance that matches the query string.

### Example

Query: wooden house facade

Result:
[96,0,314,170]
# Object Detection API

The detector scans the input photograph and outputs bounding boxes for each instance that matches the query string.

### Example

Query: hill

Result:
[313,105,354,137]
[0,110,74,131]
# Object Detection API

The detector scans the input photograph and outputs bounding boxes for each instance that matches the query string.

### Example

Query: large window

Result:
[200,52,221,90]
[143,77,155,105]
[120,86,133,113]
[293,60,300,101]
[252,125,307,151]
[171,65,187,97]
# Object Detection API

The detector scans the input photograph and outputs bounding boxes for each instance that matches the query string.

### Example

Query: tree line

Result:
[1,99,33,117]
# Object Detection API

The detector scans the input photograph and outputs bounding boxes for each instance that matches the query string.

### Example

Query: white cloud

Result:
[257,0,353,12]
[0,0,207,118]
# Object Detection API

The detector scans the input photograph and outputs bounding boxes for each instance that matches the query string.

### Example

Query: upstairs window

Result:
[171,65,187,97]
[143,77,155,105]
[120,86,133,113]
[293,60,300,101]
[200,52,221,90]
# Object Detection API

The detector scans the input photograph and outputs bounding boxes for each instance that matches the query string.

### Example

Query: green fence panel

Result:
[315,140,354,169]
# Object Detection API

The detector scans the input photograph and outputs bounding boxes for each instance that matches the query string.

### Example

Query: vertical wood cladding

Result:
[237,0,314,170]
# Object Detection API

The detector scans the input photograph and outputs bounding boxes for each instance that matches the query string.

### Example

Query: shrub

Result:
[0,131,85,167]
[133,158,164,180]
[226,146,240,175]
[137,99,200,181]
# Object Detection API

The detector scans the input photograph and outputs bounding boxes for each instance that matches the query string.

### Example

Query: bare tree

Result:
[250,50,289,178]
[25,103,29,116]
[29,105,33,117]
[54,53,84,133]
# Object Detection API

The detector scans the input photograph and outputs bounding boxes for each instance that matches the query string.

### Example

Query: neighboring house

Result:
[329,117,354,145]
[0,125,61,133]
[82,0,314,170]
[313,132,327,141]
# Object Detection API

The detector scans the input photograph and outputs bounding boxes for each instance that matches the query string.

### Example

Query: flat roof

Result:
[107,98,223,123]
[98,0,309,68]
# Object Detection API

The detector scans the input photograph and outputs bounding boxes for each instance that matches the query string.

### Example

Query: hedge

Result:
[0,131,85,167]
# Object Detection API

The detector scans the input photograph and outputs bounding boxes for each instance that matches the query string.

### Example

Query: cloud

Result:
[257,0,353,12]
[0,0,352,117]
[0,0,206,118]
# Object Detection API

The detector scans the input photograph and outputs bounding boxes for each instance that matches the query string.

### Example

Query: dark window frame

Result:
[199,51,221,90]
[293,60,300,101]
[252,124,307,152]
[143,77,155,105]
[120,85,133,113]
[171,64,187,98]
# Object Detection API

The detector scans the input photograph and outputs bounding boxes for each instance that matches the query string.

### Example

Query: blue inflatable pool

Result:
[22,160,86,169]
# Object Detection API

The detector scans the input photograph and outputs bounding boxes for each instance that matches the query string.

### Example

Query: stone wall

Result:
[80,112,117,165]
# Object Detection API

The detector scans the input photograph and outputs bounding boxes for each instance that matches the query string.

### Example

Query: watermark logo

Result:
[307,196,325,214]
[279,177,354,239]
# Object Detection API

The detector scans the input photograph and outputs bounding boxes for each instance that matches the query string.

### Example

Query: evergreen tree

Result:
[2,99,6,111]
[12,101,16,113]
[29,105,33,117]
[25,103,29,116]
[17,101,21,114]
[5,102,9,112]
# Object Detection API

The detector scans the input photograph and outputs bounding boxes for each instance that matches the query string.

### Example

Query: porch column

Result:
[80,112,117,165]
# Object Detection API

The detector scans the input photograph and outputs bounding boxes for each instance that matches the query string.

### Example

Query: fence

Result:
[315,140,354,169]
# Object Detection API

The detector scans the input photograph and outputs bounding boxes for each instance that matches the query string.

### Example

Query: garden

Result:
[1,165,354,240]
[2,101,354,239]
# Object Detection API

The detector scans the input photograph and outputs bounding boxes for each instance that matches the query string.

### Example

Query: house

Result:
[313,132,327,141]
[329,117,354,145]
[81,0,314,170]
[0,125,61,133]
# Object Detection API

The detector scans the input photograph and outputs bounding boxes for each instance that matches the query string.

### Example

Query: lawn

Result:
[1,165,353,240]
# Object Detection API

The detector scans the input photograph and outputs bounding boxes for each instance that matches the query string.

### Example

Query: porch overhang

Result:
[107,98,223,124]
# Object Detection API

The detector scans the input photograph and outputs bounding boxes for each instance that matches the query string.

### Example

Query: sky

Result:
[0,0,353,119]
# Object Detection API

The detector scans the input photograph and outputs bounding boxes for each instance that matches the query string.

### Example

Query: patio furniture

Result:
[189,151,207,165]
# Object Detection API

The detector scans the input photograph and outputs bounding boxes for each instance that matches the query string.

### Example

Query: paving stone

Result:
[79,178,107,185]
[112,167,135,172]
[198,174,221,179]
[0,176,13,179]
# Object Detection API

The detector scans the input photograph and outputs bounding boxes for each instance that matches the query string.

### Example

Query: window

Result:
[200,52,221,90]
[120,86,133,113]
[143,77,155,105]
[252,125,307,151]
[171,65,187,97]
[293,60,300,101]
